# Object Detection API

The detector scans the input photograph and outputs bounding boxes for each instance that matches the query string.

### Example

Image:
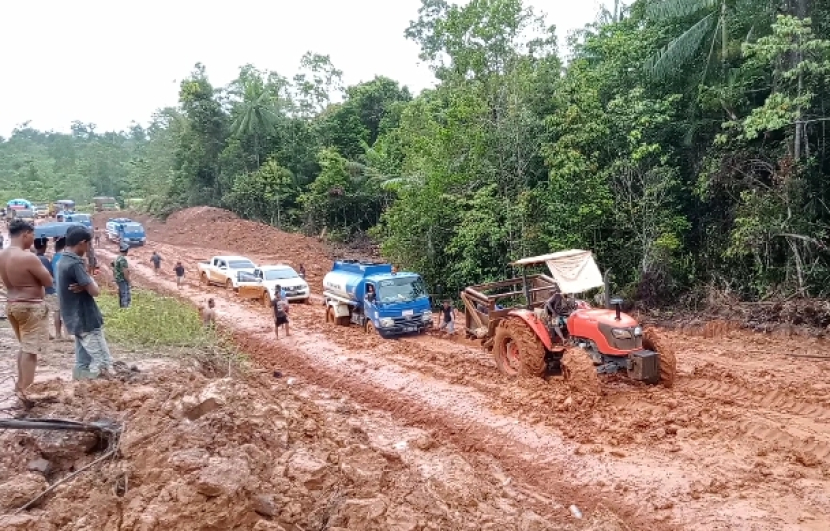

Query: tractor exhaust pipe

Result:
[603,269,612,309]
[614,302,621,321]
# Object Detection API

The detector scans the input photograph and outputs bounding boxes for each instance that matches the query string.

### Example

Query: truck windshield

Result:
[71,214,90,222]
[229,260,255,269]
[377,277,427,303]
[264,268,298,280]
[124,223,142,232]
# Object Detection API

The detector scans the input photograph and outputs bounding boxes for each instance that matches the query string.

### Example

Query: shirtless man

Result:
[0,219,53,396]
[201,298,216,329]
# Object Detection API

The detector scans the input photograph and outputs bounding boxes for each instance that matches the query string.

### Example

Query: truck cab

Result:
[238,265,310,303]
[198,255,257,290]
[323,260,432,338]
[106,219,145,246]
[64,213,92,228]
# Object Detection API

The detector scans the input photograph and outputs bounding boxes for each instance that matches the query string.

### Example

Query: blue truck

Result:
[322,260,432,338]
[106,218,146,247]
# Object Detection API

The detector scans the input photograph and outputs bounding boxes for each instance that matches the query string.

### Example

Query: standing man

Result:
[57,226,113,380]
[150,251,162,275]
[298,264,306,279]
[271,292,290,338]
[93,227,101,246]
[0,220,53,396]
[112,243,131,308]
[33,238,60,340]
[174,261,185,288]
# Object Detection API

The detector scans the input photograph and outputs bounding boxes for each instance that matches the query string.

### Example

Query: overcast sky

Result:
[0,0,603,137]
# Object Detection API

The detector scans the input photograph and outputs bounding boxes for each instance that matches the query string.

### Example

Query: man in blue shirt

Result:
[34,238,60,340]
[57,227,113,380]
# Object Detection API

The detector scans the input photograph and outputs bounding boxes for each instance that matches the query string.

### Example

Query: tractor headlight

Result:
[612,328,633,340]
[379,318,395,328]
[421,310,433,322]
[634,326,643,336]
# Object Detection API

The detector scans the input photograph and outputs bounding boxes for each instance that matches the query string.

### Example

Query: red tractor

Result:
[461,250,676,391]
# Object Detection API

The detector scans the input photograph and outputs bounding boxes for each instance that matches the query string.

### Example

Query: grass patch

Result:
[99,289,215,348]
[98,288,248,374]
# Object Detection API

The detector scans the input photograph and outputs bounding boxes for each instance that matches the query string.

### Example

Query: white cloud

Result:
[0,0,601,136]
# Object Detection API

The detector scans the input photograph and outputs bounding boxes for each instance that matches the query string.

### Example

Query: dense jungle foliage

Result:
[2,0,829,304]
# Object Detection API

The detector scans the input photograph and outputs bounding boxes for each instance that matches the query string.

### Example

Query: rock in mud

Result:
[339,445,387,493]
[174,378,232,420]
[168,448,210,472]
[34,430,98,459]
[26,458,52,475]
[196,457,251,497]
[287,448,329,490]
[328,497,388,528]
[252,493,279,517]
[0,473,48,510]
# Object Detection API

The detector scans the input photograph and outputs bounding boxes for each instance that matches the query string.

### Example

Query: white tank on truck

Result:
[323,260,433,337]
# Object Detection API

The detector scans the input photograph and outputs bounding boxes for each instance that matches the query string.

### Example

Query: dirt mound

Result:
[0,365,612,531]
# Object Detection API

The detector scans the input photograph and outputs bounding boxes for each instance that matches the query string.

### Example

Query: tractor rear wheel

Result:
[561,348,600,396]
[643,328,677,388]
[492,318,546,378]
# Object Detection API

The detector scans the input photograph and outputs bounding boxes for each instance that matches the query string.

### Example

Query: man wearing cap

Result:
[57,226,113,380]
[112,243,131,308]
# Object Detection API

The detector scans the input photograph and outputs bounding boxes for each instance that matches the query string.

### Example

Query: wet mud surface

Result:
[84,207,830,530]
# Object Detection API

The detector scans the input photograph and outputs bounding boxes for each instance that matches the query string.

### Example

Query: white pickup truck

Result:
[237,265,311,306]
[197,256,257,290]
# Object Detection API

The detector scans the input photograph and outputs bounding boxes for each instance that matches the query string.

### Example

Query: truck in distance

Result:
[237,265,311,306]
[323,260,432,338]
[198,256,257,290]
[106,219,146,246]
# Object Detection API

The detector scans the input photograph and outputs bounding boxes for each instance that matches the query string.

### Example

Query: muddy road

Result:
[96,208,830,530]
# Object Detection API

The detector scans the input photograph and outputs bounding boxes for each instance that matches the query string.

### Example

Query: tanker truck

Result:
[323,260,433,338]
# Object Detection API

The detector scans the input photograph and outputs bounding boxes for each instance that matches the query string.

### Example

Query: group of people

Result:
[0,220,113,406]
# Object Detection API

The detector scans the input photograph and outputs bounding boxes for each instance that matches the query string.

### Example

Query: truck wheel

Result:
[262,292,271,308]
[225,279,233,290]
[561,348,600,396]
[492,318,546,378]
[201,273,209,286]
[365,321,377,335]
[643,328,677,388]
[325,307,335,325]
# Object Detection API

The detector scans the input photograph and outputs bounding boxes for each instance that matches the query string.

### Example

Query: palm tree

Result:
[644,0,729,80]
[229,70,280,168]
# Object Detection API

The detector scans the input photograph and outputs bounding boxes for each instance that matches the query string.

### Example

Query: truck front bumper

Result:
[379,320,433,337]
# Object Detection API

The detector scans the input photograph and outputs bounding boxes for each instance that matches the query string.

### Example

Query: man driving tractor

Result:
[543,286,575,342]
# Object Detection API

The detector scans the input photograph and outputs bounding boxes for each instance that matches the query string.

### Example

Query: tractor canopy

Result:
[511,249,603,295]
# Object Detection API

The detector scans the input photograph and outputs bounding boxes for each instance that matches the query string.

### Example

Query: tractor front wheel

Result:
[643,328,677,388]
[492,318,546,378]
[561,348,600,396]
